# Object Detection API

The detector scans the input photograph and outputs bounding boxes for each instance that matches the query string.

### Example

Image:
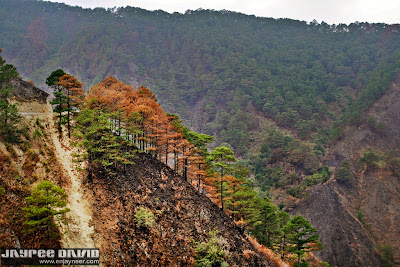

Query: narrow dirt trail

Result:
[49,122,96,248]
[19,101,96,248]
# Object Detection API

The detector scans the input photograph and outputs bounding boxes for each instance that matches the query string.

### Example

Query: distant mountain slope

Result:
[88,152,274,266]
[1,0,400,155]
[293,76,400,266]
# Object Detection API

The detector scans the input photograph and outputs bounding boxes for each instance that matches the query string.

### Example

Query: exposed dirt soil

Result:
[51,130,96,249]
[12,100,97,250]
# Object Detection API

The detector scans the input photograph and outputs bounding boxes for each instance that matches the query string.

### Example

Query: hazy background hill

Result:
[1,0,400,156]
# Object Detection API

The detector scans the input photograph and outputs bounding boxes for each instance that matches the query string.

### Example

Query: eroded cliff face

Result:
[292,76,400,266]
[87,153,274,266]
[0,83,97,251]
[10,78,49,104]
[0,99,66,249]
[292,183,383,266]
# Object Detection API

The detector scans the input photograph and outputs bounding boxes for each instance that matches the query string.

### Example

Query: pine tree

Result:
[46,69,67,135]
[248,198,280,248]
[76,107,135,175]
[277,210,290,258]
[22,181,70,239]
[336,160,355,184]
[207,146,237,210]
[51,91,68,134]
[283,215,320,265]
[75,108,113,174]
[57,74,84,138]
[0,49,20,142]
[184,130,214,156]
[224,175,246,220]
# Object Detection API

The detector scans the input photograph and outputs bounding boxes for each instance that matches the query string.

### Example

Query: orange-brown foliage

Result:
[86,77,208,181]
[247,235,290,267]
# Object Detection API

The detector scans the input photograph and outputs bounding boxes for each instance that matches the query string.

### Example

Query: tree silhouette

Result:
[57,74,84,138]
[207,146,237,210]
[0,49,20,142]
[46,69,67,135]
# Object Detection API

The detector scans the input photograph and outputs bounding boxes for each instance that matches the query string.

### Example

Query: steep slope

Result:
[0,82,65,248]
[291,184,383,266]
[88,152,275,266]
[1,75,277,266]
[0,78,98,252]
[51,132,96,248]
[292,75,400,266]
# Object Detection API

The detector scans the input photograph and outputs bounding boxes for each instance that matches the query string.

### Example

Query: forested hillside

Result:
[1,0,400,156]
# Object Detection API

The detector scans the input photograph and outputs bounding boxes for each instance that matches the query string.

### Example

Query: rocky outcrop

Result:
[9,78,49,104]
[88,152,275,266]
[292,183,383,267]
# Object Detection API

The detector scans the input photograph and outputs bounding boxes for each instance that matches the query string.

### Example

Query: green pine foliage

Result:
[75,108,136,176]
[283,215,321,266]
[50,90,68,133]
[247,198,280,247]
[0,50,21,143]
[251,127,330,199]
[378,244,395,267]
[22,181,70,239]
[46,69,67,134]
[207,145,237,210]
[134,207,155,229]
[0,185,5,199]
[183,129,214,156]
[207,146,237,176]
[194,231,229,267]
[336,160,355,185]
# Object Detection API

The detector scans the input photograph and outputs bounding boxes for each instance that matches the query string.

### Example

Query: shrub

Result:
[33,129,43,139]
[20,125,31,140]
[134,207,155,228]
[22,181,69,239]
[378,244,395,267]
[194,231,228,267]
[357,210,364,221]
[286,186,305,198]
[360,150,380,170]
[304,167,330,186]
[0,185,5,199]
[336,160,355,185]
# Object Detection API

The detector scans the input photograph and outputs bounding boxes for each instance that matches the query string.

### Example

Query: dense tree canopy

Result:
[1,0,400,157]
